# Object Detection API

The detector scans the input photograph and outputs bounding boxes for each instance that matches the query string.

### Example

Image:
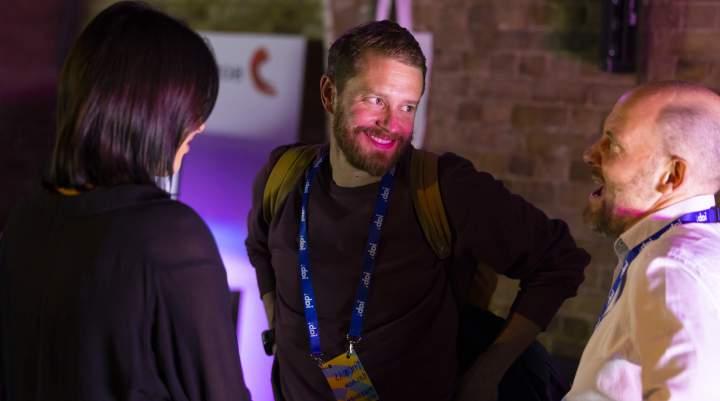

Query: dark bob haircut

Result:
[48,1,219,189]
[326,20,426,94]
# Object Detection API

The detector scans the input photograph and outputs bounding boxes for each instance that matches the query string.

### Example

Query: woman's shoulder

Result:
[127,198,214,242]
[123,199,223,271]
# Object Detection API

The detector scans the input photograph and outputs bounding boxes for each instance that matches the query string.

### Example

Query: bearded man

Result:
[246,20,589,401]
[566,81,720,401]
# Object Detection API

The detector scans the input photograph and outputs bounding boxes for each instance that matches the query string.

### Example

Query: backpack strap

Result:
[410,149,498,308]
[262,145,319,225]
[410,149,452,259]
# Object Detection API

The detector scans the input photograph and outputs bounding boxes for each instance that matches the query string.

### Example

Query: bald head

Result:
[619,81,720,194]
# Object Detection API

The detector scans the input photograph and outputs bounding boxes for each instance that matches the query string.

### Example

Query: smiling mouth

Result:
[364,130,396,149]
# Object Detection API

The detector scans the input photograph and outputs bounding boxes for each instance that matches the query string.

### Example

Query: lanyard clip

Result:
[346,335,362,358]
[310,352,325,367]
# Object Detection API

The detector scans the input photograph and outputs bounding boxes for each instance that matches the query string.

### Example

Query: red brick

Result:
[475,79,533,100]
[495,0,531,31]
[458,125,523,152]
[519,53,547,77]
[685,3,718,30]
[429,72,471,97]
[511,105,567,130]
[468,152,512,176]
[462,50,491,72]
[489,52,518,76]
[528,3,552,28]
[481,101,513,124]
[526,133,588,164]
[588,85,632,107]
[569,107,608,135]
[434,47,467,71]
[548,54,579,78]
[508,155,534,177]
[530,141,571,182]
[494,30,550,50]
[682,31,720,56]
[676,58,716,81]
[533,81,588,104]
[570,160,593,183]
[504,179,556,205]
[457,100,484,122]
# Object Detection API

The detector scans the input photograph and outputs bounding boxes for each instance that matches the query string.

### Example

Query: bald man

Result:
[566,81,720,401]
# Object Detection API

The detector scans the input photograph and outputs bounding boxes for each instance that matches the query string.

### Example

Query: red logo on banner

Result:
[250,47,276,96]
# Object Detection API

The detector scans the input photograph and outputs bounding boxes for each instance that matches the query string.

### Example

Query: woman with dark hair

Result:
[0,2,251,400]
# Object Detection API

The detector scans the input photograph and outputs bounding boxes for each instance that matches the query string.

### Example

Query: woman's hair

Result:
[48,1,219,189]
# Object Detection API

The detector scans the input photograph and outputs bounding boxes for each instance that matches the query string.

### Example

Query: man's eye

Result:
[401,104,416,113]
[366,97,383,106]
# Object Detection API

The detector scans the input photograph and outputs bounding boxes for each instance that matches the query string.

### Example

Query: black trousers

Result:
[271,306,569,401]
[456,306,569,401]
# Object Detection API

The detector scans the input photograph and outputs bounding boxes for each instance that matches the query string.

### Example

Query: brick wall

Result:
[328,0,720,359]
[409,0,636,358]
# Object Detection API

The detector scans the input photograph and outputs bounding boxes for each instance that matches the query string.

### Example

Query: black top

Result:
[245,145,590,401]
[0,185,251,401]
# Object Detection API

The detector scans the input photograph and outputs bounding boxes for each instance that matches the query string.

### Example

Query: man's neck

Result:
[329,143,382,188]
[620,190,710,235]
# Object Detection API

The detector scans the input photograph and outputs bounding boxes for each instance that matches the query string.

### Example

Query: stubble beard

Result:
[583,200,625,238]
[583,161,660,238]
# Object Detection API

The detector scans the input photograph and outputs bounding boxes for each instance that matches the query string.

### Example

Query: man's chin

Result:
[355,154,394,176]
[583,205,624,238]
[355,145,408,176]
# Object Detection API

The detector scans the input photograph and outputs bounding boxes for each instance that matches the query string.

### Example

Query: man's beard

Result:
[332,108,411,176]
[583,161,659,238]
[583,200,626,238]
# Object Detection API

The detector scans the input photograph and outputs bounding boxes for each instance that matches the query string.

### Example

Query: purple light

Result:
[179,134,278,401]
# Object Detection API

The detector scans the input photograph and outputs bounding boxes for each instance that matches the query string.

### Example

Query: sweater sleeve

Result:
[244,144,296,297]
[439,153,590,329]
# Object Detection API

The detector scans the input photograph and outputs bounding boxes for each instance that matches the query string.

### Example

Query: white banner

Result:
[201,32,307,143]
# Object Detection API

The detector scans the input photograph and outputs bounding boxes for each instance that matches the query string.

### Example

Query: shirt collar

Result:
[614,194,717,258]
[39,184,169,216]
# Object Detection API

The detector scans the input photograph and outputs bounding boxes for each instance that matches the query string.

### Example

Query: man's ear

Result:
[320,75,337,114]
[657,157,686,195]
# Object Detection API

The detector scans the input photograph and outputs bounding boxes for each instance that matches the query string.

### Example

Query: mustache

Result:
[352,126,408,142]
[591,168,604,183]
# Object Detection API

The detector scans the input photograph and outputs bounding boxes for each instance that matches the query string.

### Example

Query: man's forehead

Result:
[344,53,424,92]
[606,91,667,133]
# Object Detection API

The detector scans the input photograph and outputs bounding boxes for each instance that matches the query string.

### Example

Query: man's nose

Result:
[377,109,405,134]
[583,141,600,166]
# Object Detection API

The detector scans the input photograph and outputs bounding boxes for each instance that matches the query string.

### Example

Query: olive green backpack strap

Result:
[410,149,498,308]
[410,149,452,260]
[262,145,319,225]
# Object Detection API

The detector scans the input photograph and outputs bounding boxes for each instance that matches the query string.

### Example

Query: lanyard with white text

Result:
[596,206,720,325]
[298,153,396,363]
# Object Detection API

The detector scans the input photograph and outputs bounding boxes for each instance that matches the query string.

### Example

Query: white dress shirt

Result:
[566,195,720,401]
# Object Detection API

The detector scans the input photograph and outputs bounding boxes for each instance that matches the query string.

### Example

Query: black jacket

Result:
[0,184,251,401]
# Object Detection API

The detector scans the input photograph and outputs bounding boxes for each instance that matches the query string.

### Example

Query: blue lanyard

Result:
[297,153,396,362]
[596,206,720,325]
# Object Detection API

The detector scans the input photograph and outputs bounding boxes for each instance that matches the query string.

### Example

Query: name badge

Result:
[320,350,380,401]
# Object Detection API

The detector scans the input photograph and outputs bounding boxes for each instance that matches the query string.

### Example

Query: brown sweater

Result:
[245,145,589,401]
